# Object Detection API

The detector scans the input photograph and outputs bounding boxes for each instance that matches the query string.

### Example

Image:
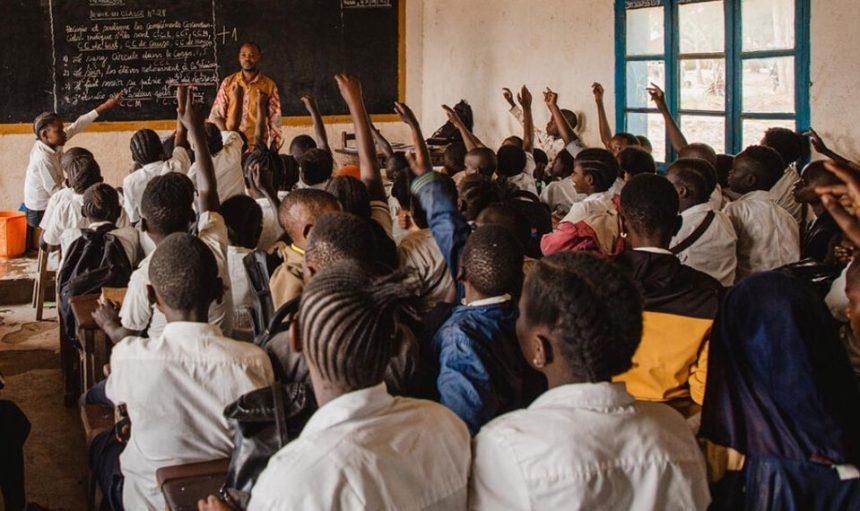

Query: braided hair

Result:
[576,148,619,192]
[523,251,643,381]
[298,261,418,388]
[65,153,103,194]
[81,183,121,223]
[130,129,165,166]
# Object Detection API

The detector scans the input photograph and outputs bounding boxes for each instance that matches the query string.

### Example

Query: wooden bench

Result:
[80,404,115,511]
[156,458,231,511]
[69,293,113,397]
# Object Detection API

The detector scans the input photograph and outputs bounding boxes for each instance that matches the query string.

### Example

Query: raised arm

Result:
[247,162,281,215]
[647,83,688,151]
[443,104,485,151]
[810,129,857,170]
[518,85,534,154]
[370,124,395,160]
[335,74,386,201]
[174,88,188,150]
[544,88,577,146]
[94,94,121,116]
[254,92,268,150]
[394,102,431,176]
[592,82,613,148]
[178,86,219,214]
[301,95,330,152]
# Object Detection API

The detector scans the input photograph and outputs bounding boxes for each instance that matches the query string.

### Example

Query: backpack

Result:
[58,224,132,347]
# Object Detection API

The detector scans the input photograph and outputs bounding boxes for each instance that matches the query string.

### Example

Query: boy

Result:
[763,127,806,224]
[559,149,620,225]
[243,147,286,251]
[504,87,578,161]
[618,146,656,181]
[792,160,844,262]
[666,159,738,286]
[592,82,640,156]
[220,194,264,337]
[724,145,800,281]
[540,150,583,216]
[187,121,244,202]
[496,145,537,195]
[39,149,103,248]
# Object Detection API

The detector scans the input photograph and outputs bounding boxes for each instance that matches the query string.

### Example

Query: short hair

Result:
[467,147,498,177]
[458,174,502,221]
[679,143,718,167]
[522,252,643,381]
[140,173,195,235]
[763,127,803,166]
[735,145,786,190]
[277,188,340,234]
[800,160,842,188]
[462,225,524,297]
[204,122,224,156]
[130,129,164,166]
[636,135,653,153]
[476,203,531,253]
[221,195,263,249]
[576,148,620,192]
[533,148,549,167]
[33,111,62,138]
[502,135,524,148]
[239,41,261,54]
[63,150,103,194]
[244,147,286,186]
[443,142,467,174]
[714,154,734,188]
[304,211,376,270]
[81,183,121,223]
[620,174,679,239]
[666,158,712,204]
[561,109,578,131]
[496,145,527,177]
[618,146,656,177]
[385,152,410,181]
[298,261,417,388]
[612,132,640,146]
[299,148,334,186]
[326,175,370,219]
[149,233,220,311]
[289,134,317,158]
[280,154,299,191]
[550,149,575,178]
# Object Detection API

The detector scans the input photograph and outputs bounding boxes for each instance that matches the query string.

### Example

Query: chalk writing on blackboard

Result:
[342,0,392,9]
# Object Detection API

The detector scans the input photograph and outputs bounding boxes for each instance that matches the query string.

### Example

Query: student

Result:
[559,148,620,225]
[470,252,710,510]
[504,87,578,160]
[24,95,120,249]
[39,149,103,249]
[724,145,800,281]
[637,135,653,153]
[94,233,274,510]
[220,194,264,337]
[496,145,537,195]
[701,272,860,509]
[286,94,329,170]
[458,147,497,184]
[442,141,467,177]
[187,121,244,202]
[475,203,536,273]
[326,175,397,269]
[457,174,502,223]
[539,149,582,216]
[792,160,843,261]
[763,127,806,224]
[543,88,587,158]
[592,82,640,156]
[618,145,656,181]
[666,158,738,286]
[613,174,722,412]
[243,147,286,251]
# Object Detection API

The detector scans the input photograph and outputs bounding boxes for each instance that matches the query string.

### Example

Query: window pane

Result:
[742,0,794,51]
[680,115,726,153]
[627,112,666,163]
[626,7,664,56]
[679,1,725,54]
[626,60,665,109]
[680,59,726,111]
[742,57,794,113]
[742,118,795,148]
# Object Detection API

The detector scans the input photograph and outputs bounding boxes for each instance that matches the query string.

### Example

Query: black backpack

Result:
[58,224,133,347]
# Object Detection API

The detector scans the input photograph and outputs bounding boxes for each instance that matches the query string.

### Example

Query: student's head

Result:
[279,154,298,191]
[608,132,639,156]
[460,225,524,298]
[475,203,531,255]
[326,175,370,219]
[277,188,340,247]
[130,129,166,166]
[288,134,317,160]
[299,148,334,186]
[496,145,527,178]
[384,152,410,181]
[243,147,286,198]
[547,149,574,181]
[792,160,843,205]
[443,142,467,176]
[678,142,717,168]
[81,183,121,224]
[517,252,642,383]
[139,173,196,237]
[464,147,497,178]
[148,233,224,317]
[636,135,653,153]
[619,174,681,248]
[62,148,103,194]
[666,158,714,211]
[545,109,578,138]
[204,122,224,156]
[396,172,455,229]
[221,195,264,249]
[33,112,66,147]
[618,146,656,181]
[729,145,785,194]
[303,211,376,282]
[457,174,501,221]
[502,136,524,148]
[714,153,734,189]
[238,42,262,73]
[572,148,618,195]
[762,127,803,168]
[533,149,549,177]
[294,261,415,392]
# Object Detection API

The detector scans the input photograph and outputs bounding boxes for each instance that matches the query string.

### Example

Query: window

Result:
[615,0,810,163]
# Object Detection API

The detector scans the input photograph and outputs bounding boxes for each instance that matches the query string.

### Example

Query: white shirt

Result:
[508,105,577,161]
[470,382,711,511]
[723,190,800,282]
[227,245,253,333]
[250,383,470,511]
[540,178,585,215]
[188,131,244,202]
[671,203,738,286]
[770,165,805,224]
[506,172,538,195]
[708,184,725,211]
[560,190,616,225]
[59,221,141,270]
[122,147,192,224]
[608,177,625,196]
[398,229,452,313]
[106,322,273,511]
[255,197,284,252]
[38,188,84,245]
[24,110,99,210]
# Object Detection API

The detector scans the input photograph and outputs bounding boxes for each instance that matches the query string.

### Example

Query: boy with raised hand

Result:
[592,82,640,157]
[543,87,587,158]
[505,87,578,161]
[498,85,538,195]
[791,160,844,262]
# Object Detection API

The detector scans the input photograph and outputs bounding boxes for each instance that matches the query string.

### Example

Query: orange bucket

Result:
[0,211,27,259]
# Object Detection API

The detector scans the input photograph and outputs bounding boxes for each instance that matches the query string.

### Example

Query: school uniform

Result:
[770,165,806,224]
[187,131,244,202]
[106,322,273,511]
[397,228,452,314]
[559,190,616,225]
[268,243,305,309]
[708,184,726,211]
[59,221,141,269]
[227,245,254,335]
[38,188,84,246]
[122,147,192,224]
[255,197,284,251]
[470,382,711,510]
[506,172,538,195]
[540,178,584,216]
[608,176,625,196]
[723,189,800,282]
[801,211,840,262]
[671,202,738,287]
[508,105,584,160]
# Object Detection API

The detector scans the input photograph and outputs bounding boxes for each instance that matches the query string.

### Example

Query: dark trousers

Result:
[24,207,44,252]
[0,400,30,511]
[89,430,125,511]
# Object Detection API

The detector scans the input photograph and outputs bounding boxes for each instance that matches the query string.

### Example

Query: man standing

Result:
[210,42,282,151]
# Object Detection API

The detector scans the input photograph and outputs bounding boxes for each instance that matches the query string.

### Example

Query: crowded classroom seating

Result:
[2,3,860,510]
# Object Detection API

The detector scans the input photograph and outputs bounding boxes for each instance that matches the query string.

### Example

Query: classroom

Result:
[1,0,859,509]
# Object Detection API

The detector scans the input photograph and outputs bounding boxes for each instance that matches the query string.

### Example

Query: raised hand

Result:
[177,85,202,130]
[394,101,419,126]
[98,92,123,113]
[300,94,318,113]
[646,83,666,107]
[335,73,363,102]
[543,87,559,107]
[231,84,244,104]
[816,161,860,246]
[502,87,515,108]
[517,85,533,108]
[442,104,465,127]
[592,82,605,102]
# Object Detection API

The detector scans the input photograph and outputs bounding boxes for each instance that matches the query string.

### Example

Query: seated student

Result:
[288,94,330,164]
[297,149,333,190]
[457,174,502,223]
[543,87,587,158]
[637,135,653,153]
[505,86,578,160]
[715,153,734,189]
[724,145,800,281]
[442,141,467,177]
[762,127,807,224]
[540,149,583,216]
[268,189,340,308]
[23,95,120,250]
[701,272,860,510]
[496,145,537,195]
[666,158,738,286]
[93,233,274,511]
[220,194,263,336]
[456,147,497,185]
[187,122,244,202]
[39,148,103,249]
[243,148,286,251]
[793,160,844,262]
[593,82,642,158]
[618,145,656,181]
[470,252,710,510]
[613,174,722,411]
[123,125,191,224]
[559,148,620,225]
[475,203,536,273]
[326,176,397,269]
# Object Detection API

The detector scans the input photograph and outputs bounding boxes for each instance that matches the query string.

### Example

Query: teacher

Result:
[209,42,282,151]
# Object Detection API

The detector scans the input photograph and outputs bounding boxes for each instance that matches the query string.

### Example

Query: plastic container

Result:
[0,211,27,259]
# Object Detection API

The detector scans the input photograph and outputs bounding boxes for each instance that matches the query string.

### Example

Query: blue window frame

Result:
[615,0,810,163]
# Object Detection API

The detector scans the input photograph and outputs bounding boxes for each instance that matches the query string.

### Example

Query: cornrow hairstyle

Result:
[288,134,317,158]
[299,148,334,186]
[298,261,418,388]
[763,127,804,167]
[33,112,61,139]
[140,172,196,235]
[66,154,103,194]
[613,132,640,146]
[130,129,165,166]
[221,195,263,249]
[277,188,340,234]
[577,160,615,193]
[618,146,656,178]
[60,147,94,187]
[204,122,224,156]
[496,145,528,178]
[736,145,786,190]
[458,173,502,221]
[523,251,643,381]
[576,147,620,188]
[326,175,371,219]
[462,224,524,297]
[666,158,711,205]
[81,183,121,223]
[304,211,376,271]
[467,147,498,178]
[149,232,220,312]
[620,174,680,240]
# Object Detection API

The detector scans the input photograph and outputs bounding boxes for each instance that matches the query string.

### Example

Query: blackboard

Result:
[0,0,402,125]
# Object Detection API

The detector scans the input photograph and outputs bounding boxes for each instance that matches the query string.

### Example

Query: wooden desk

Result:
[157,459,230,511]
[70,294,110,393]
